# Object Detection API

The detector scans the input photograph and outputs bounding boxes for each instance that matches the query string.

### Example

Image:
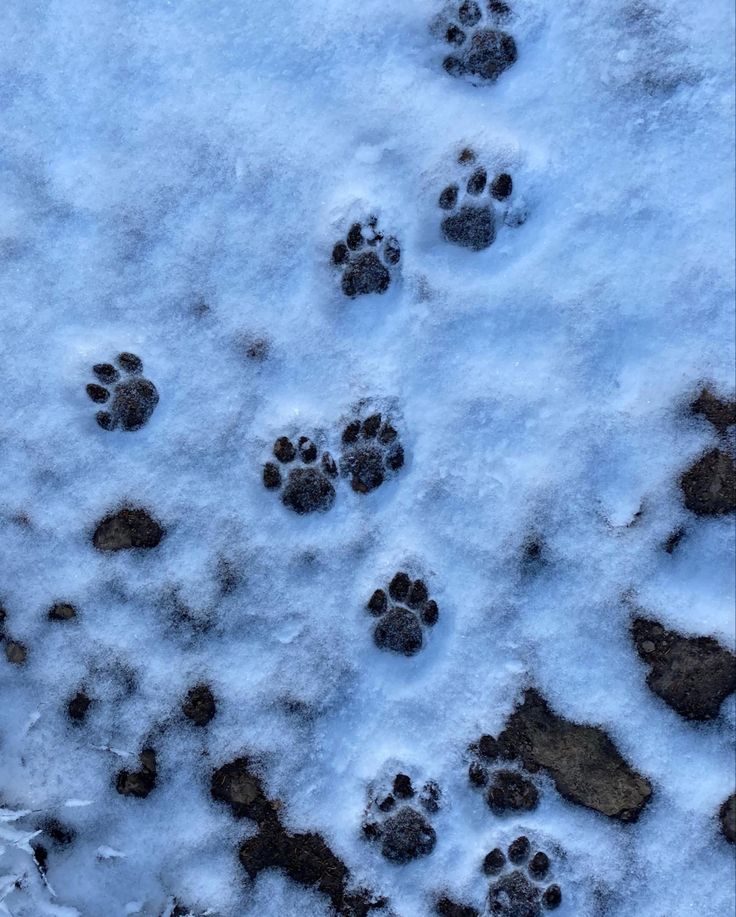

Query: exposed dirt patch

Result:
[211,757,386,914]
[496,689,652,822]
[632,617,736,720]
[680,449,736,516]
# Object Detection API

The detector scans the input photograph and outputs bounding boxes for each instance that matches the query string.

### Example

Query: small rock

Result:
[632,618,736,721]
[497,689,652,822]
[93,507,165,552]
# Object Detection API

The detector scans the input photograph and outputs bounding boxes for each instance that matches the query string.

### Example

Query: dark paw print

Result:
[340,412,404,493]
[86,353,159,431]
[367,572,439,656]
[435,896,480,917]
[115,748,157,799]
[484,836,562,915]
[363,772,441,863]
[165,903,210,917]
[438,149,516,251]
[263,435,338,514]
[679,448,736,517]
[332,218,401,298]
[67,688,92,722]
[468,735,540,814]
[182,683,217,727]
[440,1,517,83]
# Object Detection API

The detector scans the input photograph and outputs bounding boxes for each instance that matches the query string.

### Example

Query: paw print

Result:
[263,435,338,514]
[438,1,517,84]
[182,683,217,726]
[115,748,157,799]
[438,149,517,251]
[484,836,562,915]
[340,412,404,493]
[467,735,540,814]
[332,218,401,298]
[67,688,91,722]
[166,903,210,917]
[679,448,736,517]
[362,772,441,863]
[367,571,439,656]
[85,353,159,431]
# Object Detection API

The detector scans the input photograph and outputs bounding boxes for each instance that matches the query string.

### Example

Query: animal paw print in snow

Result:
[86,353,159,431]
[263,435,338,514]
[332,218,401,298]
[116,748,157,799]
[340,412,404,493]
[440,1,517,84]
[439,149,516,251]
[363,772,441,863]
[468,734,540,814]
[484,836,562,915]
[367,571,439,656]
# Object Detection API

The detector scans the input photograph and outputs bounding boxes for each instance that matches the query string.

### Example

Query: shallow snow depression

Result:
[0,0,734,915]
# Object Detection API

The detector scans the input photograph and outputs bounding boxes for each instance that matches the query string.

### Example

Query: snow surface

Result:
[0,0,734,914]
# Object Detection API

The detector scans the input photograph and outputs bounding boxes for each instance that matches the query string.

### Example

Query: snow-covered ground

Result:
[0,0,734,914]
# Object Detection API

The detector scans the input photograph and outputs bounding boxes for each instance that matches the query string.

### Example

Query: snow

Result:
[0,0,734,914]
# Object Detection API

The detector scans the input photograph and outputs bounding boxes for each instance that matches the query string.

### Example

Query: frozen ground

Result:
[0,0,734,915]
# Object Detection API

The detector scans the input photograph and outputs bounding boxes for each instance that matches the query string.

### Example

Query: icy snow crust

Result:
[0,0,734,914]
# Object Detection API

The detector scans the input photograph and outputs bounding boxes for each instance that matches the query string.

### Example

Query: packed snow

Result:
[0,0,734,915]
